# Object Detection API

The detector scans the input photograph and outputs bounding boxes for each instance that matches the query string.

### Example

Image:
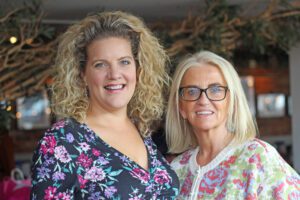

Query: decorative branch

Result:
[157,0,300,59]
[0,0,57,101]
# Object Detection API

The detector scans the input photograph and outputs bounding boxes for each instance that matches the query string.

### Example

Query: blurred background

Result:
[1,0,300,181]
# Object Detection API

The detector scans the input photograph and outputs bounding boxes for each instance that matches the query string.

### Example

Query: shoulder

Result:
[36,118,88,155]
[171,148,195,170]
[235,138,281,164]
[242,138,277,155]
[238,138,299,176]
[243,139,300,197]
[40,118,74,142]
[170,148,196,186]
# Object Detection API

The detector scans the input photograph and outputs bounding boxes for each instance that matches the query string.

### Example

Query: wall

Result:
[238,66,291,137]
[289,44,300,172]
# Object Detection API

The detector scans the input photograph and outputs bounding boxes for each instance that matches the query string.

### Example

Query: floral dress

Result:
[31,118,179,200]
[171,139,300,200]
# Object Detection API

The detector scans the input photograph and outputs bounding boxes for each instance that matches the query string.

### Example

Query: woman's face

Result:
[83,37,137,113]
[179,63,230,133]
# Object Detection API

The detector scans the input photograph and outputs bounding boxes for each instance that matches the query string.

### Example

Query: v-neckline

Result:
[79,120,151,173]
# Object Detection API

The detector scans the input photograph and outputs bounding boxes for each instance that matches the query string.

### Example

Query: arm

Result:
[256,141,300,199]
[30,128,78,200]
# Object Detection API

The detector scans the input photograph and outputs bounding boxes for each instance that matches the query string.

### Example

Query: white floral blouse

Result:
[171,139,300,200]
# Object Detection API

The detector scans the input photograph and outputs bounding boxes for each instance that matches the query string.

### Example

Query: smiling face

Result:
[179,63,230,133]
[83,37,137,113]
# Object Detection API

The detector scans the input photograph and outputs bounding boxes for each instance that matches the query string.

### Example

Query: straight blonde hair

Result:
[166,51,257,153]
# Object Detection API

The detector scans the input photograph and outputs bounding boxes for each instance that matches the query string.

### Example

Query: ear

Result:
[179,102,187,119]
[81,71,87,85]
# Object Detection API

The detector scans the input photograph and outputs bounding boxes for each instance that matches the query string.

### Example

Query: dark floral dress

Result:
[30,118,179,200]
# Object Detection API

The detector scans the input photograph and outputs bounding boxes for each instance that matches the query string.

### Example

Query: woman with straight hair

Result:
[166,50,300,199]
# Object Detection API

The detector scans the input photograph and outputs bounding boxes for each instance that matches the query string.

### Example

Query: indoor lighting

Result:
[9,36,18,44]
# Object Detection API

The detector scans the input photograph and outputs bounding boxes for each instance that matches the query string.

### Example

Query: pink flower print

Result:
[249,154,263,170]
[92,148,101,156]
[245,193,258,200]
[180,171,193,196]
[243,170,256,197]
[84,166,106,182]
[77,175,88,189]
[56,192,71,200]
[44,186,57,200]
[199,167,228,194]
[77,153,93,168]
[288,191,300,200]
[41,136,56,155]
[248,143,258,151]
[179,151,192,165]
[222,156,237,168]
[104,186,117,198]
[52,120,65,130]
[215,188,226,200]
[130,168,150,183]
[233,179,244,189]
[54,146,71,163]
[153,168,171,184]
[273,182,284,200]
[286,176,300,190]
[254,139,268,150]
[79,142,90,152]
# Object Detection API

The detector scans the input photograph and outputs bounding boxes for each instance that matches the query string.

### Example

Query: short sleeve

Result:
[255,140,300,199]
[30,127,78,200]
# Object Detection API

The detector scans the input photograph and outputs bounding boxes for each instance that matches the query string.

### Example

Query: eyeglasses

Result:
[179,85,229,101]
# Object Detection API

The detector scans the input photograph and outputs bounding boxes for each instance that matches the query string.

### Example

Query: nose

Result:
[107,64,121,80]
[196,91,210,104]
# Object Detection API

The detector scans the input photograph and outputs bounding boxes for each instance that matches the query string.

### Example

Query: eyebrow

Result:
[90,56,134,65]
[118,56,134,61]
[180,83,224,88]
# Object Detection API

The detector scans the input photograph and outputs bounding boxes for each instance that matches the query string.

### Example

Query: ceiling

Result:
[41,0,204,24]
[1,0,272,24]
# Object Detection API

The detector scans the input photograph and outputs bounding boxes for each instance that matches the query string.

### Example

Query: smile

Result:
[104,84,125,90]
[195,111,213,115]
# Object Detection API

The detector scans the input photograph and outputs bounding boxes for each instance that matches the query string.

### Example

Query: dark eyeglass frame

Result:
[179,85,229,101]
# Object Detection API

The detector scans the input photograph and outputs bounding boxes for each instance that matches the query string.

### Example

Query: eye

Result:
[186,87,199,96]
[120,59,131,65]
[94,62,106,68]
[208,86,223,94]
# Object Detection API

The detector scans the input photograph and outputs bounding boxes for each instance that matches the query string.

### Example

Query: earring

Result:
[85,86,89,97]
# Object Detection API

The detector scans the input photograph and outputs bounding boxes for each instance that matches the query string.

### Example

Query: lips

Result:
[104,84,125,90]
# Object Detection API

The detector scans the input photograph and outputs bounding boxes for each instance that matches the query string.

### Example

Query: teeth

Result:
[196,111,213,115]
[105,85,123,90]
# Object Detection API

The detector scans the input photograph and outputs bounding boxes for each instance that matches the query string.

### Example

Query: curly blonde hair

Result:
[51,11,170,137]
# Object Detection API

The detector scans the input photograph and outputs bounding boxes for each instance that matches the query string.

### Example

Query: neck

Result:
[85,104,130,127]
[194,126,233,166]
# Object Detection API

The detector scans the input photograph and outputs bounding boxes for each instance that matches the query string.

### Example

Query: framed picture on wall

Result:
[257,93,285,118]
[16,91,51,130]
[240,76,256,116]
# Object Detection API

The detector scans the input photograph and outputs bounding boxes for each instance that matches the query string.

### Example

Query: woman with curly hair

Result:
[31,11,179,199]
